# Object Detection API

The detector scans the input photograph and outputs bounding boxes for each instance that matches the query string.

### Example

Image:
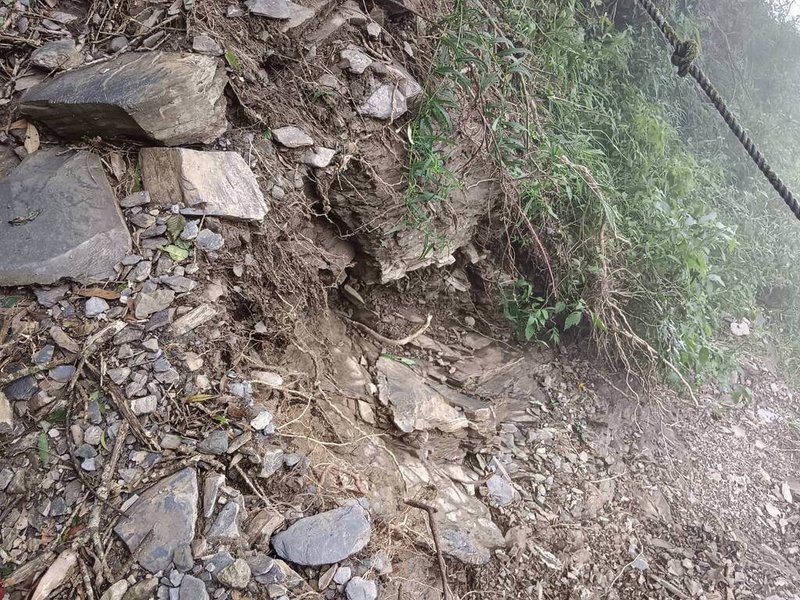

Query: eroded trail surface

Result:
[0,0,798,599]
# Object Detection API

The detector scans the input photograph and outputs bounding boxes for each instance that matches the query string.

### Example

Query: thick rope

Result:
[635,0,800,221]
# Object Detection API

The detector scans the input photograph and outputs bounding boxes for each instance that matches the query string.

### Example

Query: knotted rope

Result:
[635,0,800,220]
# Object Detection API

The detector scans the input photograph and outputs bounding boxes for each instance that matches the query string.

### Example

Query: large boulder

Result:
[20,52,227,145]
[140,148,268,220]
[0,149,131,286]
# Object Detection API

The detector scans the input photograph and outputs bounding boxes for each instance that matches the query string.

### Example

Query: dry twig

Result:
[405,499,452,600]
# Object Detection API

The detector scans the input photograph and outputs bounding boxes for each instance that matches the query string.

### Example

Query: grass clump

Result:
[409,0,800,385]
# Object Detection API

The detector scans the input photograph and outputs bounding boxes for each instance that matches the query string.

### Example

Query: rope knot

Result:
[670,39,699,77]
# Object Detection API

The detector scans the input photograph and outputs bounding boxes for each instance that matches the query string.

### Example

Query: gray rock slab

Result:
[21,52,228,145]
[0,149,131,286]
[272,504,371,566]
[485,473,515,507]
[207,500,240,540]
[114,468,198,573]
[179,575,208,600]
[217,558,251,589]
[140,148,267,220]
[272,126,314,148]
[192,34,222,56]
[346,577,377,600]
[301,147,336,168]
[358,84,406,120]
[246,0,290,18]
[31,38,82,70]
[376,357,468,433]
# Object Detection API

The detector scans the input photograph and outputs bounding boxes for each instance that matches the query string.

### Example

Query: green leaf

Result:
[38,432,49,466]
[564,311,583,330]
[100,430,108,451]
[161,244,190,262]
[224,48,241,71]
[46,407,67,423]
[0,295,22,308]
[166,214,186,241]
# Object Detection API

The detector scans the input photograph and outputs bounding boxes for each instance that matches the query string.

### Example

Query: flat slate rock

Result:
[376,357,468,433]
[272,504,371,566]
[21,52,227,146]
[114,468,199,573]
[0,149,131,286]
[140,148,268,220]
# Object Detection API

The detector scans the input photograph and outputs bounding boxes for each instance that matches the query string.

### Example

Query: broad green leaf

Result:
[162,244,190,262]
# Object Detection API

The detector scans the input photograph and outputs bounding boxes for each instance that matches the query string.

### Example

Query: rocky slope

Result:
[0,1,798,599]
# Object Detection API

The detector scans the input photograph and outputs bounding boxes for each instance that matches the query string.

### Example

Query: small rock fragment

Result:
[31,39,83,70]
[358,84,407,120]
[272,126,314,148]
[179,575,208,600]
[346,577,377,600]
[197,430,228,455]
[131,395,158,415]
[114,469,198,573]
[217,558,251,589]
[246,0,291,19]
[300,147,336,168]
[207,501,241,540]
[334,566,352,585]
[171,304,218,336]
[85,296,110,317]
[340,46,372,74]
[100,580,129,600]
[192,34,222,56]
[135,290,175,319]
[195,229,224,251]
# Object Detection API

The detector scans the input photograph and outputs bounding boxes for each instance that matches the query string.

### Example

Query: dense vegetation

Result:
[407,0,800,386]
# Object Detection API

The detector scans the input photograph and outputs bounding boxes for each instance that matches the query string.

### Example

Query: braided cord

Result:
[635,0,800,220]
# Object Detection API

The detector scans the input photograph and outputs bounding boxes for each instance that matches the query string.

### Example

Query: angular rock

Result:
[346,577,377,600]
[171,304,217,336]
[100,580,129,600]
[197,430,228,455]
[246,0,291,18]
[485,473,515,507]
[192,34,222,56]
[0,391,12,433]
[358,84,406,120]
[208,501,241,540]
[114,468,199,572]
[21,52,228,145]
[4,373,38,401]
[179,575,208,600]
[85,296,110,317]
[122,578,158,600]
[341,46,372,74]
[135,290,175,319]
[272,504,371,566]
[31,39,83,70]
[217,558,251,589]
[376,357,468,433]
[131,395,158,415]
[0,150,131,286]
[203,473,225,518]
[195,229,224,251]
[35,285,69,307]
[272,126,314,148]
[301,147,336,168]
[140,149,268,220]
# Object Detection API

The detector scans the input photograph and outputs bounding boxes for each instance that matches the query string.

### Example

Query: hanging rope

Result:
[635,0,800,221]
